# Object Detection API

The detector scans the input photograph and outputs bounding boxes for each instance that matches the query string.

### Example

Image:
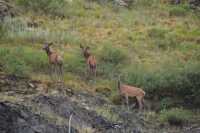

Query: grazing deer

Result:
[80,44,97,78]
[43,42,63,81]
[118,76,145,110]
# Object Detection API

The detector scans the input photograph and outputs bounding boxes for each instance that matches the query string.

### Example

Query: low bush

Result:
[160,97,176,110]
[0,47,48,76]
[64,53,85,76]
[100,44,128,65]
[97,44,128,78]
[169,5,190,16]
[148,27,168,39]
[159,108,193,126]
[15,0,67,17]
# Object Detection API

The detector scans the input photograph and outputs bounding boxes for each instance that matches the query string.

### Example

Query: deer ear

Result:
[80,44,84,49]
[49,42,53,46]
[118,75,121,81]
[86,46,90,50]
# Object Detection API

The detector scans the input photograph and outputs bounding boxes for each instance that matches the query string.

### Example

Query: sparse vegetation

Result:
[159,108,193,126]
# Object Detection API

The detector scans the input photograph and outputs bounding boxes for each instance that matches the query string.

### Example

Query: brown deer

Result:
[80,44,97,78]
[118,76,145,110]
[43,42,63,80]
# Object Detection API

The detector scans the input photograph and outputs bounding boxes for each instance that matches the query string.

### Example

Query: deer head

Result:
[43,42,53,54]
[80,44,91,59]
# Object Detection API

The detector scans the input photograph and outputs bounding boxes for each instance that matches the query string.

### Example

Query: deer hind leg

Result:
[54,64,59,81]
[136,96,143,110]
[142,97,145,109]
[58,63,64,82]
[60,64,64,81]
[49,64,55,80]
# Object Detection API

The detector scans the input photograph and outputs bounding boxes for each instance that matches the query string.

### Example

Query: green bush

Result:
[159,108,193,126]
[0,47,49,76]
[97,44,128,78]
[160,97,176,110]
[169,5,190,16]
[148,27,168,39]
[15,0,67,17]
[64,53,85,76]
[110,94,123,105]
[3,54,30,76]
[100,44,127,65]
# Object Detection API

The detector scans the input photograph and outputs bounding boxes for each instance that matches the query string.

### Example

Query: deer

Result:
[80,44,97,79]
[43,42,63,81]
[117,76,145,110]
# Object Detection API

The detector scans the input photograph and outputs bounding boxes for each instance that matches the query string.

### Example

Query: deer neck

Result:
[45,49,53,56]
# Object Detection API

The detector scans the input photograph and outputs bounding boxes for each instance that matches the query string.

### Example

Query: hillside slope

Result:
[0,0,200,132]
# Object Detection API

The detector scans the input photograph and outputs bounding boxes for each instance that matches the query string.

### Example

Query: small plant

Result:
[160,97,175,110]
[64,53,85,76]
[100,44,128,65]
[148,27,168,39]
[159,108,193,126]
[15,0,67,17]
[169,5,190,16]
[3,54,30,76]
[110,94,123,105]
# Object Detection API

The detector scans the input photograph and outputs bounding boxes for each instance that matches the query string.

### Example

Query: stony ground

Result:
[1,72,200,133]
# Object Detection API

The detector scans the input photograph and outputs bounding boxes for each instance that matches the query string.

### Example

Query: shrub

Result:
[159,108,193,126]
[0,47,49,76]
[64,53,85,76]
[15,0,67,17]
[148,28,178,50]
[21,48,48,73]
[110,94,123,105]
[3,54,30,76]
[148,27,168,39]
[169,5,190,16]
[100,44,127,65]
[160,97,176,110]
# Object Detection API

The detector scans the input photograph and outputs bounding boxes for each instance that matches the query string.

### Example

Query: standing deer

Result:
[80,44,97,78]
[43,42,63,81]
[118,76,145,110]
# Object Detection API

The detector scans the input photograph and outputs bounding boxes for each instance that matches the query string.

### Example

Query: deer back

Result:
[120,84,145,97]
[48,52,62,65]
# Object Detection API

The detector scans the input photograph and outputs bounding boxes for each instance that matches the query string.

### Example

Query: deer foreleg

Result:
[125,95,129,111]
[136,96,143,110]
[87,65,90,78]
[53,64,58,81]
[49,64,54,80]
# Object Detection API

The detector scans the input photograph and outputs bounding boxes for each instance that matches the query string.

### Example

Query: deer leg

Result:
[59,64,64,82]
[125,95,129,111]
[142,97,145,109]
[136,96,143,110]
[87,65,90,79]
[54,64,58,81]
[50,64,55,80]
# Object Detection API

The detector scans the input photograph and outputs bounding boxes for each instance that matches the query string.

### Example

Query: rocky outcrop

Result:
[0,0,15,21]
[189,0,200,8]
[0,102,77,133]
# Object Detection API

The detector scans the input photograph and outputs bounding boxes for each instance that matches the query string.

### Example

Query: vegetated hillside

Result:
[0,0,200,132]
